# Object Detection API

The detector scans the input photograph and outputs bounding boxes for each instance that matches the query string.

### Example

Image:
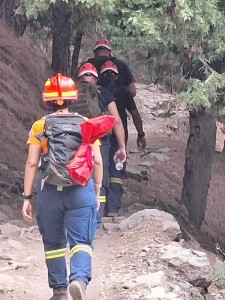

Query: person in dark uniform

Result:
[74,62,126,226]
[88,37,136,97]
[98,61,146,216]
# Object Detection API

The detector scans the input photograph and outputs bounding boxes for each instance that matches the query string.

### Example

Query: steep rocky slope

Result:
[0,20,51,174]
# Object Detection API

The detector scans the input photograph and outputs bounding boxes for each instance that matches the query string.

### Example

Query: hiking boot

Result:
[69,280,86,300]
[107,211,118,217]
[49,287,68,300]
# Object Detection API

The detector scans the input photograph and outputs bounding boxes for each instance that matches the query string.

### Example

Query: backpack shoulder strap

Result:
[94,85,107,113]
[35,113,84,141]
[34,115,49,141]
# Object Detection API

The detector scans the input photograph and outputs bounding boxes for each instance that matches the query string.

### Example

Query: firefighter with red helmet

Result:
[88,37,136,97]
[72,62,126,228]
[98,62,146,217]
[75,62,126,162]
[76,62,99,78]
[22,73,103,300]
[99,60,119,75]
[94,37,112,52]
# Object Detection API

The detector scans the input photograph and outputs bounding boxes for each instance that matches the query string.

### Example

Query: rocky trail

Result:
[1,206,225,300]
[1,84,225,299]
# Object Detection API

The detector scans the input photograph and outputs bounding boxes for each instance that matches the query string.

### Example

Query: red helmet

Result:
[43,73,78,102]
[94,37,111,52]
[77,63,98,78]
[100,61,118,75]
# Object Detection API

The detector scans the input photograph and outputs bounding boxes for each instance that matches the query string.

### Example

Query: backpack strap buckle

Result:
[56,185,63,191]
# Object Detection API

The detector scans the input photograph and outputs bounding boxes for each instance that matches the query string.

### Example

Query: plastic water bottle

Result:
[115,159,123,171]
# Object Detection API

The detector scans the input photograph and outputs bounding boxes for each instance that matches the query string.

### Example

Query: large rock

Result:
[0,163,8,171]
[125,166,143,182]
[161,243,213,288]
[0,223,21,238]
[119,209,175,231]
[8,219,29,228]
[162,220,182,241]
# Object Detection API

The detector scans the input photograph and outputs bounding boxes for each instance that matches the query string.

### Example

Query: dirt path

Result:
[4,229,118,300]
[87,232,118,300]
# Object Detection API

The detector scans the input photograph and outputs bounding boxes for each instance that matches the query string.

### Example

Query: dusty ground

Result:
[1,18,225,299]
[1,230,119,300]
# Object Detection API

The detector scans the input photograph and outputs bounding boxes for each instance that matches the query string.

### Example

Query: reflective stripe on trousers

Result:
[98,195,106,203]
[107,138,126,213]
[36,176,97,289]
[109,177,123,184]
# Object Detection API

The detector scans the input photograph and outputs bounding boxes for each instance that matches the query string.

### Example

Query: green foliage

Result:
[114,0,225,53]
[178,72,225,111]
[16,0,50,19]
[17,0,116,19]
[17,0,225,111]
[103,0,225,111]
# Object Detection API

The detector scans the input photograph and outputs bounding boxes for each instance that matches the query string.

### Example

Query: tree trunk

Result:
[0,0,27,36]
[181,108,216,229]
[71,30,83,79]
[222,139,225,155]
[51,1,72,75]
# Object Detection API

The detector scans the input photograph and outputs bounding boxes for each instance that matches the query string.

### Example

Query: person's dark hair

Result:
[98,71,117,93]
[47,100,71,112]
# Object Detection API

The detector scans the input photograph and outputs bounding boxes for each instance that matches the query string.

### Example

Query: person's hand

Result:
[22,200,33,223]
[96,197,100,211]
[137,136,147,149]
[94,185,101,211]
[113,148,126,163]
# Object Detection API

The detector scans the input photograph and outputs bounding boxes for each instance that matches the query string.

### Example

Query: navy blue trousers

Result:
[106,137,126,213]
[97,135,110,226]
[36,177,97,289]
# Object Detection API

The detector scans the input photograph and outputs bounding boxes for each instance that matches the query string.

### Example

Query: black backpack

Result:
[71,82,106,118]
[36,113,84,187]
